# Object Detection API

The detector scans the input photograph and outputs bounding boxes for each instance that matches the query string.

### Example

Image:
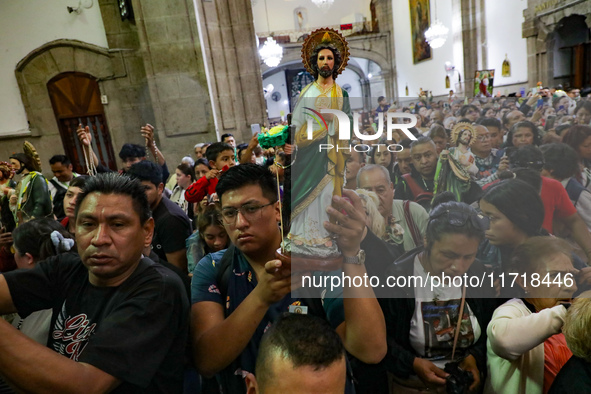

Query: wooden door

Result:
[572,43,590,88]
[47,72,118,173]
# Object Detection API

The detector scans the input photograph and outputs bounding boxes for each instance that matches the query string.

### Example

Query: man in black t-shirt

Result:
[0,173,189,393]
[127,161,192,274]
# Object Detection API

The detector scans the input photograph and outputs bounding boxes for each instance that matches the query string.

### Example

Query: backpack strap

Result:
[215,245,236,317]
[403,200,422,248]
[565,178,585,205]
[402,173,423,200]
[49,178,67,190]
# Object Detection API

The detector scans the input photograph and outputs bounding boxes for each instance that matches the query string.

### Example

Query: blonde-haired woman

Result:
[549,296,591,393]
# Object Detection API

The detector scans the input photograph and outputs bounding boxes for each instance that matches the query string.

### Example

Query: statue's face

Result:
[459,130,471,145]
[317,48,335,78]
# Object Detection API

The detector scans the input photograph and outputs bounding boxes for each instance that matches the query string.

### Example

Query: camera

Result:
[444,361,474,394]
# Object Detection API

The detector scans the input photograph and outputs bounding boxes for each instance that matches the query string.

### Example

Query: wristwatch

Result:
[343,249,365,265]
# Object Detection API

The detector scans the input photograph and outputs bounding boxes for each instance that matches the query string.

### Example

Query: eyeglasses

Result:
[429,209,490,231]
[221,201,277,224]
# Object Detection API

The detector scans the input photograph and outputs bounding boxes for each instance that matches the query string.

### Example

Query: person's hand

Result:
[198,196,207,213]
[248,133,259,150]
[459,155,471,167]
[526,94,539,107]
[76,124,92,147]
[459,354,481,393]
[0,231,13,249]
[284,143,294,155]
[531,107,544,123]
[253,259,308,306]
[323,189,368,257]
[141,124,155,145]
[498,156,510,172]
[9,194,17,206]
[412,358,448,388]
[205,169,220,180]
[0,186,11,196]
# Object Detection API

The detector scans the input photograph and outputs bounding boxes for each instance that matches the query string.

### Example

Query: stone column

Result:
[193,0,266,142]
[459,0,481,98]
[130,0,216,162]
[372,0,397,101]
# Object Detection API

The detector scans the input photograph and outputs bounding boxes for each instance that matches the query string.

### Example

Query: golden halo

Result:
[301,28,350,77]
[451,122,476,147]
[23,141,42,172]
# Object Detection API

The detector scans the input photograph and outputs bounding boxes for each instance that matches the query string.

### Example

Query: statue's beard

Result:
[318,66,333,78]
[15,166,24,175]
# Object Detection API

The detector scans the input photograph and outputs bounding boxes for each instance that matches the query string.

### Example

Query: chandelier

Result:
[259,37,283,67]
[425,20,449,49]
[311,0,334,11]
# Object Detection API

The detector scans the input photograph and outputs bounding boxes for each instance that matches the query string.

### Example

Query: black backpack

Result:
[49,179,68,220]
[565,178,586,205]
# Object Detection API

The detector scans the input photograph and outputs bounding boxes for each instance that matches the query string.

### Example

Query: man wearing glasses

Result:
[190,164,386,393]
[472,125,509,188]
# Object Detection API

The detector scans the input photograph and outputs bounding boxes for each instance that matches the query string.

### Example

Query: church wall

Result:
[484,0,528,92]
[251,0,372,34]
[0,0,109,136]
[392,0,455,99]
[264,71,289,120]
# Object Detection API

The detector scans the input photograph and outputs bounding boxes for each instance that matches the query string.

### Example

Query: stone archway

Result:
[262,58,375,109]
[16,39,114,136]
[523,1,591,88]
[12,39,126,170]
[261,32,394,100]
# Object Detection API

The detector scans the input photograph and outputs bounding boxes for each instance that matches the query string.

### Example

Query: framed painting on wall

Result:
[474,70,495,97]
[409,0,432,64]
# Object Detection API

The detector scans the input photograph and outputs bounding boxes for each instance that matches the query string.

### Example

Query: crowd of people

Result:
[0,81,590,393]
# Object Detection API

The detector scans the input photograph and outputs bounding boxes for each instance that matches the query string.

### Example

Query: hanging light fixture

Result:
[259,0,283,67]
[424,0,449,49]
[260,37,283,67]
[425,21,449,48]
[311,0,334,12]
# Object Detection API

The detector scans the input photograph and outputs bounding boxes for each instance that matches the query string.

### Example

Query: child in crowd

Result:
[184,142,236,204]
[186,205,229,274]
[11,218,75,344]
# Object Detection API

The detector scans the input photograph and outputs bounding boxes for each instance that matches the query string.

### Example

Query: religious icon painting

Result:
[474,69,495,97]
[409,0,432,64]
[502,54,511,77]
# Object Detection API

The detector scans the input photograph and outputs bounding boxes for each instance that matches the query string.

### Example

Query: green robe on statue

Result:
[289,81,352,257]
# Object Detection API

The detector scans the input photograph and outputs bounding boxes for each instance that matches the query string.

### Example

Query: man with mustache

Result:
[0,173,189,392]
[394,137,439,211]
